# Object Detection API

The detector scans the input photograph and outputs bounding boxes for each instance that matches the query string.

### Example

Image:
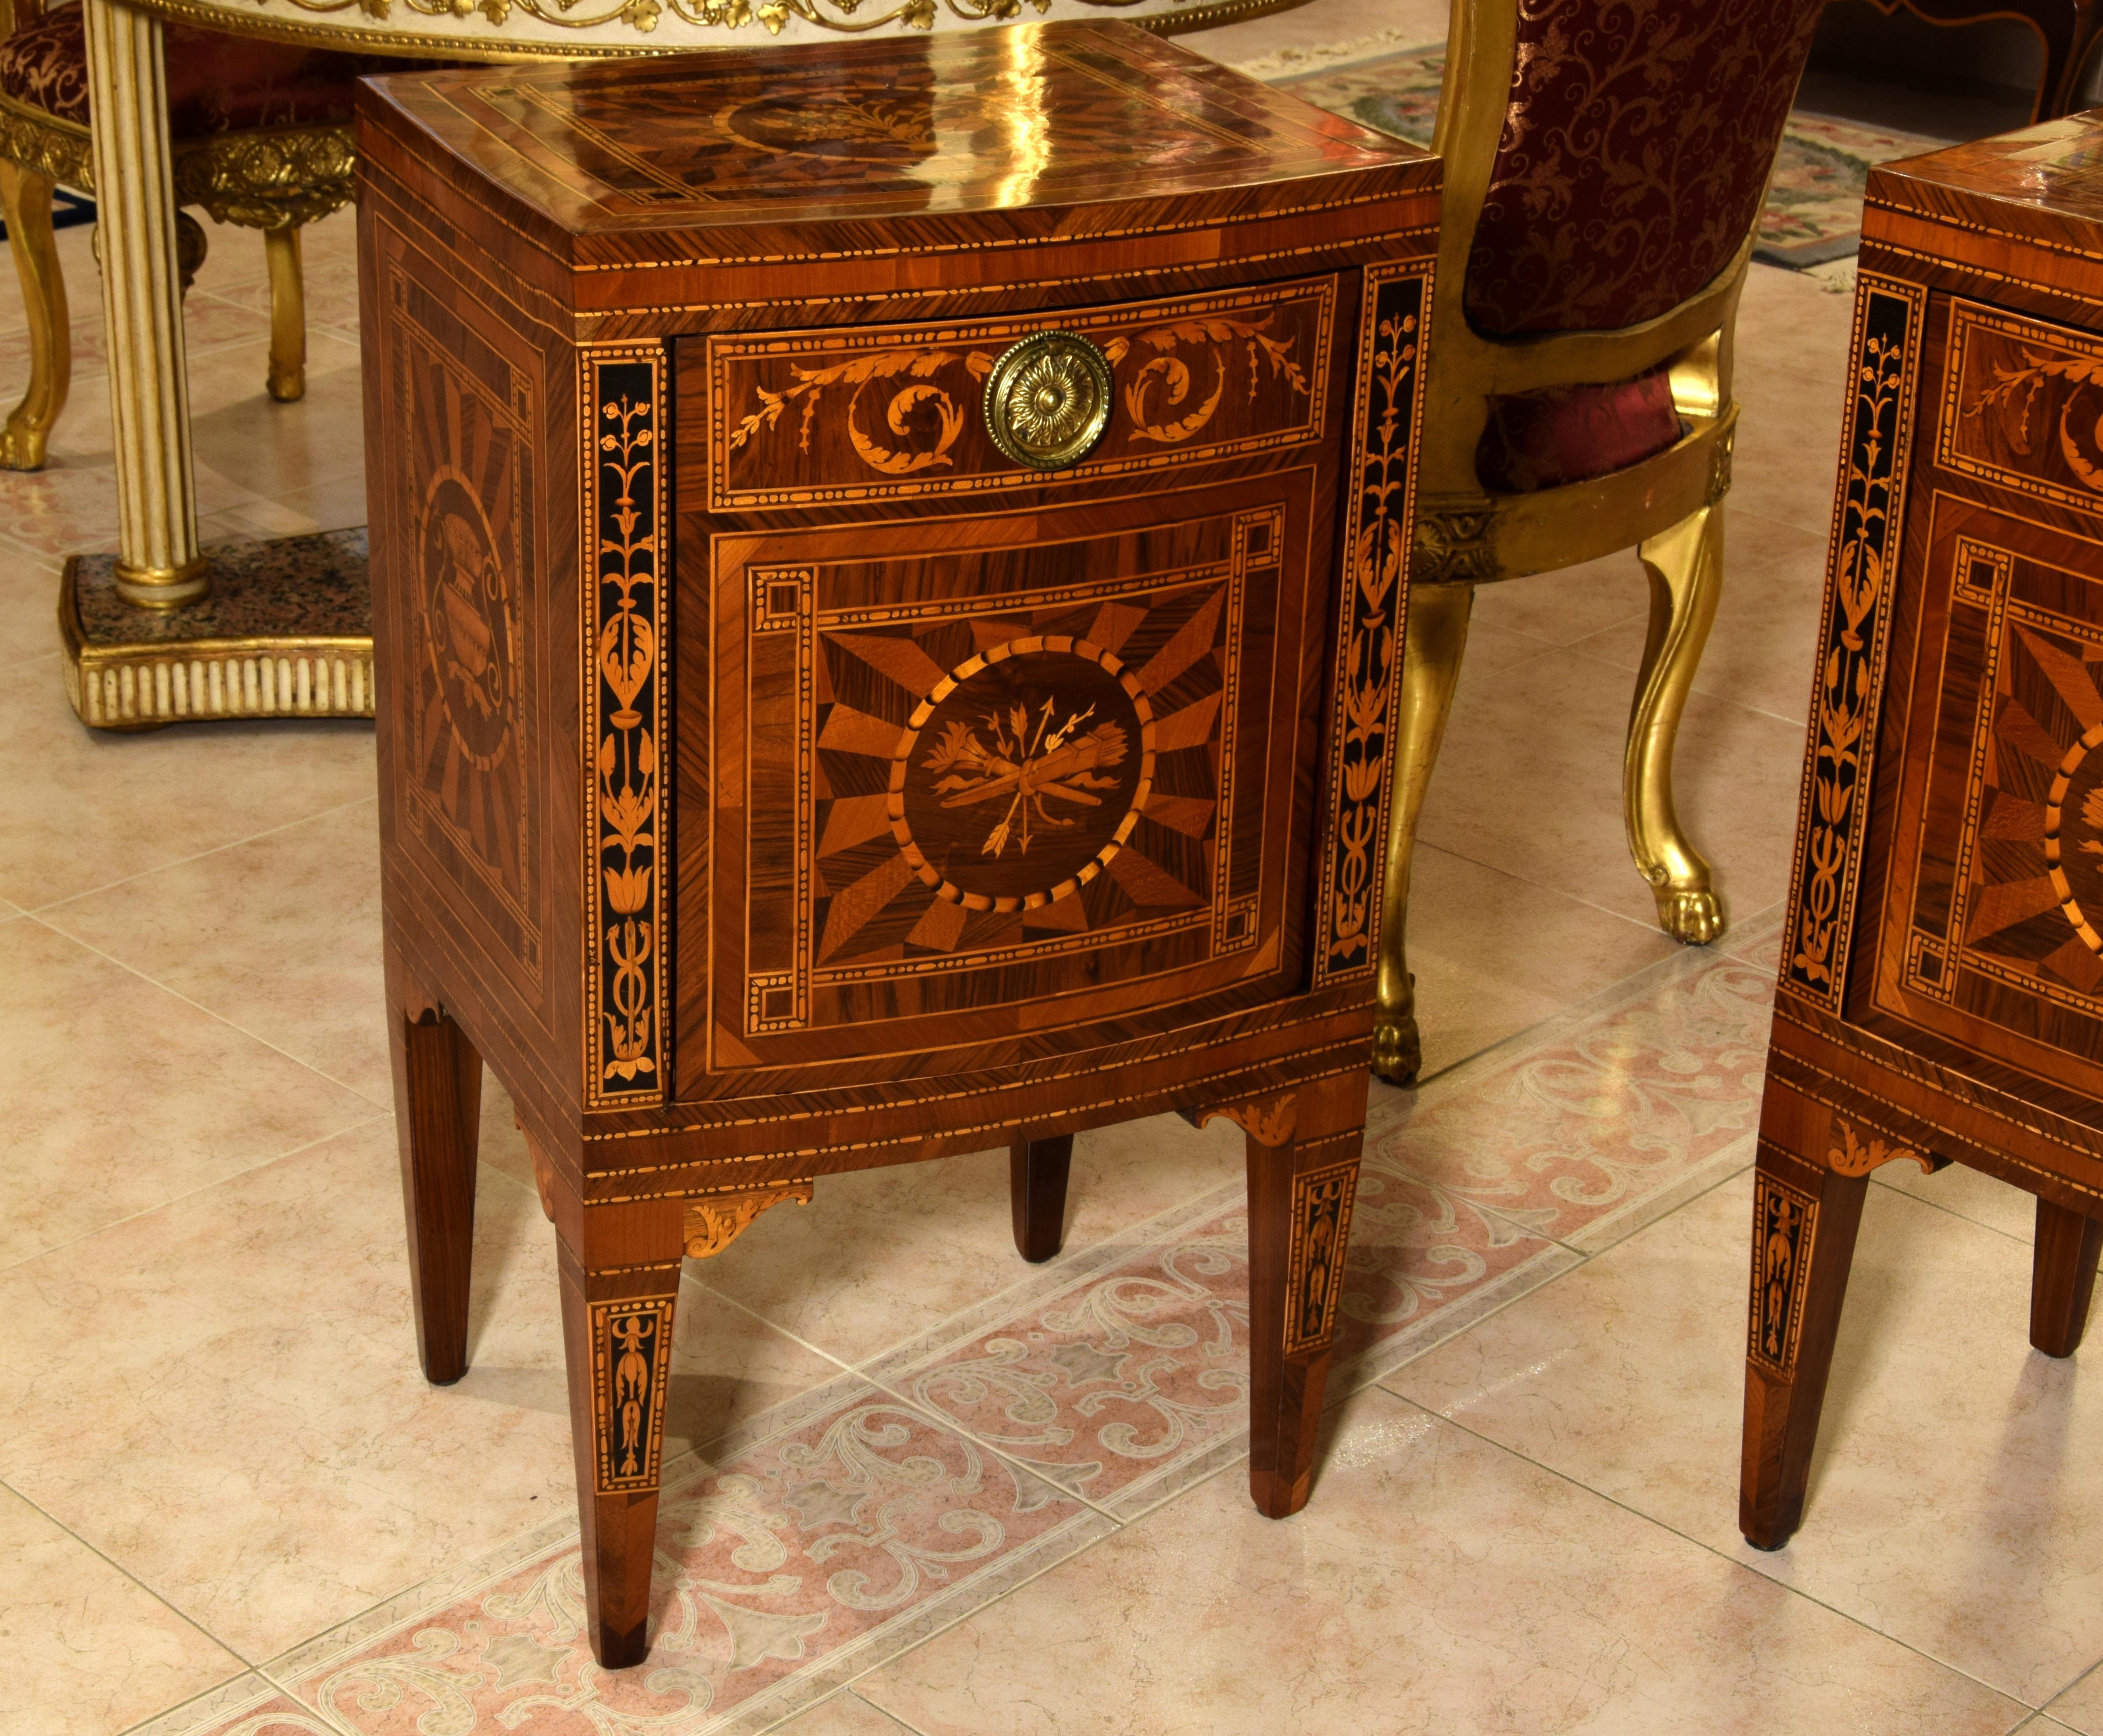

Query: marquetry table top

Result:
[1863,110,2103,309]
[357,25,1428,246]
[1867,111,2103,233]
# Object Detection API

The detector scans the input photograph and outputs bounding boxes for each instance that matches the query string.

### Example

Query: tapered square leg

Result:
[1739,1138,1868,1552]
[559,1196,685,1668]
[1244,1070,1368,1519]
[388,950,483,1388]
[2031,1198,2103,1357]
[1009,1134,1073,1263]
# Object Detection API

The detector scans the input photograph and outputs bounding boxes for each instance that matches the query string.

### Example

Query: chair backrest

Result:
[1444,0,1826,339]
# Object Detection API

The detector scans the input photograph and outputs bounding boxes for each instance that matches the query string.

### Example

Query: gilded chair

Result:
[1372,0,1829,1085]
[0,0,397,470]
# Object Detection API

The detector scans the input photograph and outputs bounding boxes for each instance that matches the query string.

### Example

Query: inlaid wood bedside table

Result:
[358,24,1438,1665]
[1745,111,2103,1549]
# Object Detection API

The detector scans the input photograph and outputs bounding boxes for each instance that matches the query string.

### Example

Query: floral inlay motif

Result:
[1783,278,1925,1009]
[1314,267,1425,983]
[583,352,667,1103]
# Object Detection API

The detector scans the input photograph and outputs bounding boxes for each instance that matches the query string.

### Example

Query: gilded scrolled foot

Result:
[1654,884,1724,946]
[0,418,50,471]
[1370,1004,1422,1086]
[266,356,305,403]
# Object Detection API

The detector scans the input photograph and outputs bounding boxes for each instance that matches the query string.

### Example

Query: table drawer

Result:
[703,277,1338,512]
[678,468,1327,1090]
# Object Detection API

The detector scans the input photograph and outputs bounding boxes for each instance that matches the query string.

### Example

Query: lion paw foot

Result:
[1655,887,1724,946]
[1371,1010,1422,1087]
[0,422,49,472]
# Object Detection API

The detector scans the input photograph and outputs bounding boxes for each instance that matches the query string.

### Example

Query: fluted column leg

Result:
[83,0,207,608]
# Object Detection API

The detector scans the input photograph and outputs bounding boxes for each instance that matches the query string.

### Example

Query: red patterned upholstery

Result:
[1474,365,1683,495]
[1464,0,1826,337]
[0,2,402,136]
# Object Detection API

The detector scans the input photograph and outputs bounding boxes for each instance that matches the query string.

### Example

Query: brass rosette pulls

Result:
[983,330,1114,470]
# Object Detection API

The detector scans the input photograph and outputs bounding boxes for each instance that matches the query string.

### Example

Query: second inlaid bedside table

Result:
[357,23,1439,1665]
[1744,112,2103,1549]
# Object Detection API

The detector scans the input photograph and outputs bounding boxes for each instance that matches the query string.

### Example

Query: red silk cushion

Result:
[0,3,402,136]
[1464,0,1826,336]
[1474,364,1683,495]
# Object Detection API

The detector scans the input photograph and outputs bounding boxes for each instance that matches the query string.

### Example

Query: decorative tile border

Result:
[1368,930,1780,1256]
[260,1371,1109,1736]
[137,918,1789,1736]
[867,1160,1578,1523]
[125,1673,348,1736]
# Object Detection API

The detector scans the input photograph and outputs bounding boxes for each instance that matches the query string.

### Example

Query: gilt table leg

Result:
[388,946,482,1386]
[64,0,373,729]
[2030,1198,2103,1357]
[82,0,205,607]
[560,1196,684,1668]
[1010,1133,1073,1263]
[1243,1069,1368,1519]
[1739,1137,1869,1551]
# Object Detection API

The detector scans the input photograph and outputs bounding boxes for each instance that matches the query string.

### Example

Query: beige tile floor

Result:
[0,7,2096,1733]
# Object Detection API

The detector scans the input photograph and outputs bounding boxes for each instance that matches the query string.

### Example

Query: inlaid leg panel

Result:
[1243,1070,1368,1519]
[559,1196,685,1668]
[1738,1134,1867,1552]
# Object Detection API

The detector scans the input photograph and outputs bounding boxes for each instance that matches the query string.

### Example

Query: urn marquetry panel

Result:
[359,23,1439,1667]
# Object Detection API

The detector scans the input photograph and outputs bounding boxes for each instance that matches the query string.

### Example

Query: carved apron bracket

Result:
[682,1182,815,1259]
[1827,1119,1944,1178]
[1180,1095,1297,1147]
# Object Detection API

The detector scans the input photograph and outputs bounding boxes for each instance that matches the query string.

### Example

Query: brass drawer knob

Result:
[983,330,1114,470]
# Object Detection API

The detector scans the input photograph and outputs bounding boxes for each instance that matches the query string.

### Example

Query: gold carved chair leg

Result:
[0,160,70,473]
[262,222,305,403]
[1628,500,1726,944]
[1372,580,1475,1085]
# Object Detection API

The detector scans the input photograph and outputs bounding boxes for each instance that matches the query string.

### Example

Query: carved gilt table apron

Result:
[361,25,1439,1666]
[57,0,1313,728]
[1744,112,2103,1550]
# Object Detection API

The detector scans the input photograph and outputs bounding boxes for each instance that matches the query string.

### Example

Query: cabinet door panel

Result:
[677,470,1326,1091]
[1872,482,2103,1095]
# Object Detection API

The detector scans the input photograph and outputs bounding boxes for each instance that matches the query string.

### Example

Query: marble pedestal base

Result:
[61,529,373,729]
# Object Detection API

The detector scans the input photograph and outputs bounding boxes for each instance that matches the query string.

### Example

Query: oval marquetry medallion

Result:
[889,635,1156,913]
[418,471,516,771]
